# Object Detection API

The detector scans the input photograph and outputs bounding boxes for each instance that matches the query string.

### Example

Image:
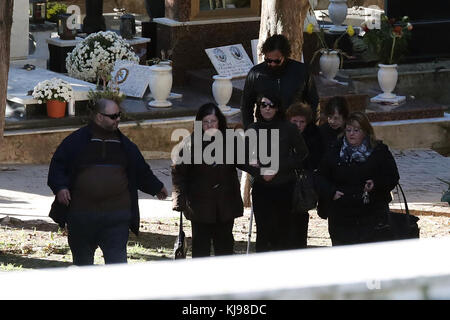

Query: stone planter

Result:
[328,0,348,33]
[212,75,232,112]
[46,100,66,118]
[319,50,340,80]
[148,64,173,108]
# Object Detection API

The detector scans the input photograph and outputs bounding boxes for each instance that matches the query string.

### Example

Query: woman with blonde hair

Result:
[317,112,400,245]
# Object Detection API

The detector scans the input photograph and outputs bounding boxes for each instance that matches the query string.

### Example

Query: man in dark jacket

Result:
[240,34,319,129]
[48,98,168,265]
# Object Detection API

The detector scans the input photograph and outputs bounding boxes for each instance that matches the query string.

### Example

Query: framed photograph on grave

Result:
[205,44,254,78]
[111,60,151,98]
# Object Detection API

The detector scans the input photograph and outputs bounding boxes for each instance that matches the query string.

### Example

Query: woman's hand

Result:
[263,174,276,182]
[333,191,344,200]
[364,180,374,192]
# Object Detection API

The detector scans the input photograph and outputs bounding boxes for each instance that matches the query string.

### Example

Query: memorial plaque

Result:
[111,60,152,98]
[205,44,254,78]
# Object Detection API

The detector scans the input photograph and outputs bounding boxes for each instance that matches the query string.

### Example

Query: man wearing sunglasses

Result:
[241,34,319,129]
[48,98,168,266]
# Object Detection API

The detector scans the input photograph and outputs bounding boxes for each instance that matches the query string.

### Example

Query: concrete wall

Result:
[10,0,29,60]
[373,116,450,155]
[0,119,194,164]
[1,237,449,299]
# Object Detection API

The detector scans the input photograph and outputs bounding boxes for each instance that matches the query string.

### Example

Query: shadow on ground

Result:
[0,253,72,269]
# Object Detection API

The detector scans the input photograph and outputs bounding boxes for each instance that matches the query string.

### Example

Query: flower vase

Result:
[46,100,67,118]
[148,64,173,108]
[377,64,398,99]
[371,64,406,104]
[319,51,340,81]
[328,0,348,33]
[212,75,232,112]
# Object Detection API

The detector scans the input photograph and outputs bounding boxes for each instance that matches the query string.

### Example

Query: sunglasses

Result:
[259,101,276,109]
[264,58,282,64]
[100,111,122,120]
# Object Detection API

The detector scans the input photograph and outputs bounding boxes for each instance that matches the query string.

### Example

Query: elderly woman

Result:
[286,102,323,248]
[171,103,257,258]
[247,94,308,252]
[317,112,400,245]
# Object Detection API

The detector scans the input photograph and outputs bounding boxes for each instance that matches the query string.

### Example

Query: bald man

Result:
[48,99,168,265]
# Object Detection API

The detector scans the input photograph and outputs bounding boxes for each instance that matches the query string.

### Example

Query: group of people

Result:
[48,34,400,266]
[170,34,400,257]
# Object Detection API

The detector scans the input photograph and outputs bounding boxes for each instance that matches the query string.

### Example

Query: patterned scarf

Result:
[339,137,373,164]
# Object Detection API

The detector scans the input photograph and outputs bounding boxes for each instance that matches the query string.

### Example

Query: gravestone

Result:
[10,0,29,61]
[205,44,254,78]
[83,0,106,34]
[385,0,450,60]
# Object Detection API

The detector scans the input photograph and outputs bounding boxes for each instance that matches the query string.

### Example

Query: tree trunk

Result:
[258,0,311,63]
[0,0,14,147]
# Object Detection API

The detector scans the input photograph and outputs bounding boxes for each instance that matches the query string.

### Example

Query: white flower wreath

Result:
[32,78,74,104]
[66,31,139,83]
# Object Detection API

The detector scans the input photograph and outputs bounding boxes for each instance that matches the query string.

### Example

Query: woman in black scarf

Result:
[317,112,400,245]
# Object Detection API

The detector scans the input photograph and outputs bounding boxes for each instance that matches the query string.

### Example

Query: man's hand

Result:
[57,188,71,206]
[333,191,344,201]
[157,186,168,200]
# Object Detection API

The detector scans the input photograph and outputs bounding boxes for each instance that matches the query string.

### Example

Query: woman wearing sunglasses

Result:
[247,94,308,252]
[317,112,400,245]
[241,34,319,129]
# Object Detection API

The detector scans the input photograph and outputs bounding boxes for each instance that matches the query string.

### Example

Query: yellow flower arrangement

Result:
[307,22,355,68]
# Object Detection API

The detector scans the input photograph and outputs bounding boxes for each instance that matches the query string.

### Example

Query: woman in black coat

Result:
[171,103,257,257]
[319,96,349,153]
[286,102,323,248]
[247,94,308,252]
[317,112,400,245]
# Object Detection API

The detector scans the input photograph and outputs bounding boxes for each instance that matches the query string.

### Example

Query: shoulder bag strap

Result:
[179,211,184,234]
[396,183,410,215]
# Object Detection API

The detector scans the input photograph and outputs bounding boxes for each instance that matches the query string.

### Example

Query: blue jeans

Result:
[67,210,131,266]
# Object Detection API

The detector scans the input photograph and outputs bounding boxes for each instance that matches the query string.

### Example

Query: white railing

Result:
[1,237,450,300]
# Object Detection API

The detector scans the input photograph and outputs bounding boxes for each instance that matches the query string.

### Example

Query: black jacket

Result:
[47,123,164,235]
[247,119,308,185]
[241,59,319,128]
[316,138,399,220]
[302,123,323,172]
[319,123,343,155]
[171,134,258,224]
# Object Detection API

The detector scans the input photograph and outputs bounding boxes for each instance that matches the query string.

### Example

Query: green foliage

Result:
[87,88,126,114]
[46,2,68,23]
[361,15,413,65]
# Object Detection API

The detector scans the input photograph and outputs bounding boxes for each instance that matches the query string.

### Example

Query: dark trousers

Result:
[252,181,295,252]
[67,210,131,266]
[290,212,309,249]
[191,220,235,258]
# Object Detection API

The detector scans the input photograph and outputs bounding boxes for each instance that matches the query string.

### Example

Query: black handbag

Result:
[292,169,318,213]
[376,184,420,241]
[174,211,188,259]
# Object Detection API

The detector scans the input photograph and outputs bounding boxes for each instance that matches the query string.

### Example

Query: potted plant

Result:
[307,20,355,81]
[361,14,413,100]
[32,78,74,118]
[66,31,139,85]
